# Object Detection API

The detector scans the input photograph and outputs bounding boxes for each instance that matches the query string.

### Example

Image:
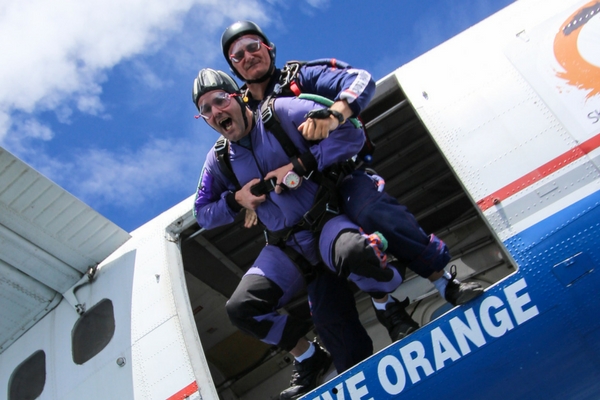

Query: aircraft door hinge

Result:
[62,264,99,316]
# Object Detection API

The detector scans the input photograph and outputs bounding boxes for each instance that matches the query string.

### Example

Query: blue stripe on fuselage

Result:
[302,189,600,399]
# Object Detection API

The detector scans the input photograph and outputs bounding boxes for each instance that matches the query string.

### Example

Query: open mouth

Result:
[219,117,233,131]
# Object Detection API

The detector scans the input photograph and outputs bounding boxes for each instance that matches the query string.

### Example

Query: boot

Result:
[280,343,332,400]
[374,296,419,342]
[444,265,484,306]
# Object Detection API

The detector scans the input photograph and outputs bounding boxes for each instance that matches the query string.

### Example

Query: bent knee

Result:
[226,274,282,328]
[225,296,251,329]
[333,230,393,281]
[334,231,366,270]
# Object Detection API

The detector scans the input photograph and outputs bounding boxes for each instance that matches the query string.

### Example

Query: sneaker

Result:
[444,265,484,306]
[280,344,333,400]
[374,296,419,342]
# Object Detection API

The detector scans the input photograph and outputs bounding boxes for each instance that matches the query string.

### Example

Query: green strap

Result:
[298,93,362,129]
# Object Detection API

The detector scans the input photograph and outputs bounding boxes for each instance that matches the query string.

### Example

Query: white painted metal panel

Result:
[394,0,587,202]
[0,146,130,353]
[0,250,137,400]
[0,148,130,271]
[394,0,600,244]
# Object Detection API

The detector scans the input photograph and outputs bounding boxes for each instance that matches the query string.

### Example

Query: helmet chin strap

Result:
[235,97,249,131]
[238,106,255,141]
[242,107,249,131]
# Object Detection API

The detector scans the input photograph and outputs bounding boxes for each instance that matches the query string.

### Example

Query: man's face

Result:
[228,34,271,81]
[197,90,247,142]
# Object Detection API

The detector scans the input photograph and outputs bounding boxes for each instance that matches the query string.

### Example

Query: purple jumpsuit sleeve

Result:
[193,149,241,229]
[296,62,376,117]
[274,97,365,171]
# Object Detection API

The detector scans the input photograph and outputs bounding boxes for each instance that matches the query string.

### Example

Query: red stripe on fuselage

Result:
[167,381,198,400]
[477,133,600,211]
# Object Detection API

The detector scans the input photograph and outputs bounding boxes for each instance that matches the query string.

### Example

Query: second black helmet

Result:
[221,20,276,81]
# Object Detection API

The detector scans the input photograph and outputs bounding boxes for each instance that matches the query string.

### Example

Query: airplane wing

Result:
[0,146,130,353]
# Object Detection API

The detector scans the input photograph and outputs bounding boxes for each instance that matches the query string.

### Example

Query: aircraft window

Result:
[8,350,46,400]
[72,298,115,365]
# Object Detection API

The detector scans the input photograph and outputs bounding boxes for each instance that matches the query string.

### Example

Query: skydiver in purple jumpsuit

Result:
[219,21,485,399]
[193,68,409,399]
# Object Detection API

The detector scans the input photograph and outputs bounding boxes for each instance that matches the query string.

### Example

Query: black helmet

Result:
[221,20,276,82]
[192,68,249,130]
[192,68,240,111]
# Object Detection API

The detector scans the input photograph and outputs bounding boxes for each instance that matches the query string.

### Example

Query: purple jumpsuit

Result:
[194,97,404,352]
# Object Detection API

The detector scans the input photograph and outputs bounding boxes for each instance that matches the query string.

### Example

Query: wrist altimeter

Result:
[305,108,345,125]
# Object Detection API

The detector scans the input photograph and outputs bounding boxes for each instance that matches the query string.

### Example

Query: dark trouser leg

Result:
[226,245,310,351]
[307,270,373,373]
[226,274,313,351]
[319,215,404,295]
[319,215,421,343]
[330,228,403,295]
[340,171,451,278]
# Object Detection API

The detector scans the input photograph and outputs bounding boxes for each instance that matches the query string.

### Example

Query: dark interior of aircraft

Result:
[178,74,516,399]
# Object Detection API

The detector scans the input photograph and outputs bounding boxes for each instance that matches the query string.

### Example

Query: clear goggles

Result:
[197,91,237,120]
[229,38,271,63]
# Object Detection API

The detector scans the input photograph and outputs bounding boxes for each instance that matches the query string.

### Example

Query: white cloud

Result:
[0,0,322,227]
[0,0,269,206]
[131,60,168,90]
[304,0,330,8]
[0,0,268,138]
[0,112,10,143]
[0,0,333,144]
[41,133,210,209]
[16,119,54,141]
[55,106,74,125]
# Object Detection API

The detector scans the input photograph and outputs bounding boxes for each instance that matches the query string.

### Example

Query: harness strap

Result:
[278,62,304,97]
[214,136,241,190]
[260,95,357,232]
[217,75,366,234]
[264,225,304,246]
[278,59,350,98]
[281,246,317,283]
[301,186,339,231]
[264,219,322,285]
[260,97,300,158]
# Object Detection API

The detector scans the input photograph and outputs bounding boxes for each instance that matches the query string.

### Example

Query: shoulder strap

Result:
[277,59,352,98]
[214,136,241,190]
[260,97,301,158]
[277,61,305,97]
[260,93,368,162]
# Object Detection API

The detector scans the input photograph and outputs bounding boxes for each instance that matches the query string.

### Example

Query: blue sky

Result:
[0,0,515,232]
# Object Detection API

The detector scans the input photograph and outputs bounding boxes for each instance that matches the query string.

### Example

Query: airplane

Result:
[1,0,599,398]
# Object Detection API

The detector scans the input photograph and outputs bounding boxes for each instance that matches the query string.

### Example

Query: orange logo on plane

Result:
[554,1,600,99]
